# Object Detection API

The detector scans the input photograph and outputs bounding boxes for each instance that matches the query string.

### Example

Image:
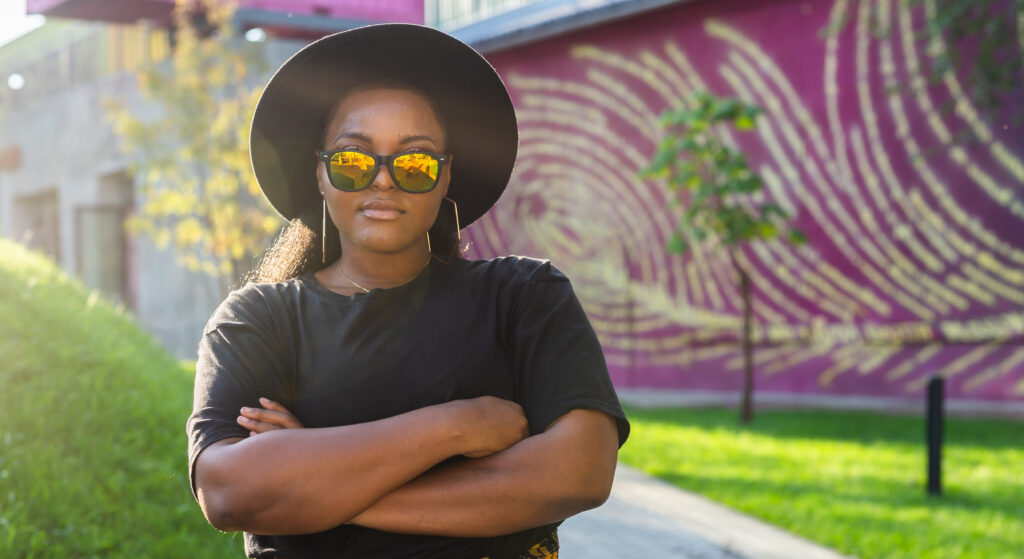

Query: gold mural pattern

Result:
[468,0,1024,397]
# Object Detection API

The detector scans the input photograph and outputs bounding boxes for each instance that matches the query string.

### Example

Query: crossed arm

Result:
[193,396,620,537]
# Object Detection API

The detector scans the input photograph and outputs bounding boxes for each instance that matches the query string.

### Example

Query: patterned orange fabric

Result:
[519,530,558,559]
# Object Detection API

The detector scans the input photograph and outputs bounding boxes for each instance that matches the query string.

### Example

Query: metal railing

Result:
[425,0,544,29]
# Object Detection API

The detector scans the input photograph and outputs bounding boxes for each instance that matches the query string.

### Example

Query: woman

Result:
[188,23,630,559]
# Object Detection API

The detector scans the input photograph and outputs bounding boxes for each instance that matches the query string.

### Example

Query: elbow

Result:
[561,460,615,514]
[578,472,614,510]
[589,475,614,508]
[199,477,357,535]
[194,440,269,532]
[579,448,618,509]
[202,489,358,536]
[545,408,621,514]
[203,500,238,533]
[199,485,257,532]
[195,456,265,532]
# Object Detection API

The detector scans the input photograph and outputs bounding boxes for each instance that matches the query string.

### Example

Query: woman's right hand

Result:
[449,396,530,458]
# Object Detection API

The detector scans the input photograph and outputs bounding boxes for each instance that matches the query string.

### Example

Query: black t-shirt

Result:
[187,255,630,559]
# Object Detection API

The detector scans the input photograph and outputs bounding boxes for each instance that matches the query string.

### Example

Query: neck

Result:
[334,238,431,289]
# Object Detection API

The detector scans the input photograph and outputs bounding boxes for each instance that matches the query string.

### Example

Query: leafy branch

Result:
[105,0,280,292]
[642,92,806,423]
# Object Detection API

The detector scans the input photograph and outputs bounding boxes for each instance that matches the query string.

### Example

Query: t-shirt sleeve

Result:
[510,261,630,447]
[186,285,294,500]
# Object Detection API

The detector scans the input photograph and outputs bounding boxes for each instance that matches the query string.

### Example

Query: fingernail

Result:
[238,416,249,423]
[241,407,251,413]
[259,397,269,404]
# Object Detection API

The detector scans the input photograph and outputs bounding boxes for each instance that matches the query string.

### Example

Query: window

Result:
[75,172,134,308]
[14,190,61,264]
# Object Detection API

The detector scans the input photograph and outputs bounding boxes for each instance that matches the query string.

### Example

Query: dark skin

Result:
[314,88,449,294]
[193,87,620,538]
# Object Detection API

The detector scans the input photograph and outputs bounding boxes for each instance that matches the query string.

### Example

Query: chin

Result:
[349,232,421,255]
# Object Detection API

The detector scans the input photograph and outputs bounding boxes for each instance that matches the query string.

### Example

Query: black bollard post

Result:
[926,376,944,496]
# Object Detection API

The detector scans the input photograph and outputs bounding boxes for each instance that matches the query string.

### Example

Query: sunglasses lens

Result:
[328,151,376,190]
[393,153,440,192]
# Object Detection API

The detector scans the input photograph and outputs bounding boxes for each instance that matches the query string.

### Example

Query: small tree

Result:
[642,92,806,423]
[106,0,281,295]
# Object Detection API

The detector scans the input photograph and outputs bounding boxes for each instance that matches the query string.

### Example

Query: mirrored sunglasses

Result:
[317,149,449,193]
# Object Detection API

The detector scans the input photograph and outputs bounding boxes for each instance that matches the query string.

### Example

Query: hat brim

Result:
[250,23,518,229]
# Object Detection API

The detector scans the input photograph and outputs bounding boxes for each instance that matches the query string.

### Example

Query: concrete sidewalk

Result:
[558,464,850,559]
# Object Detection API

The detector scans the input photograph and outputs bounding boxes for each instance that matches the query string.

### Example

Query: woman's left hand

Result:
[238,396,304,435]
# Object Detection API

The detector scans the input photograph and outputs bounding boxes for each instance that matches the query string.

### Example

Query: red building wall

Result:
[464,0,1024,402]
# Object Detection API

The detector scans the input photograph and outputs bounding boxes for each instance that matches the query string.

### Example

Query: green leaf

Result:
[735,114,756,130]
[644,148,677,177]
[759,222,779,239]
[729,175,762,193]
[712,98,741,121]
[679,136,701,151]
[788,229,808,245]
[760,202,788,220]
[667,233,689,253]
[661,109,686,126]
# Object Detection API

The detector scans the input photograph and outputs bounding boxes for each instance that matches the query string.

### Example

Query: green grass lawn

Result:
[0,238,239,558]
[619,406,1024,559]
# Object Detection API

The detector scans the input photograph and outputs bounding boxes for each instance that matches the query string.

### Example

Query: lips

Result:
[360,199,405,221]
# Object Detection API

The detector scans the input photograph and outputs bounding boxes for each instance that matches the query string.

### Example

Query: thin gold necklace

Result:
[337,256,431,294]
[337,264,370,293]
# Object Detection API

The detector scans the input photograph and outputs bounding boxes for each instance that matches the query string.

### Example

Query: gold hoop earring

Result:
[426,231,432,254]
[447,196,461,242]
[321,199,326,264]
[431,196,461,264]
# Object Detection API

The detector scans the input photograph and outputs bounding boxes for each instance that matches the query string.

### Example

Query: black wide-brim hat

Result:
[250,23,518,230]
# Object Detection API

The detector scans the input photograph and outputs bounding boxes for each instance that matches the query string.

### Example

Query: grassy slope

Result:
[0,238,239,557]
[619,406,1024,559]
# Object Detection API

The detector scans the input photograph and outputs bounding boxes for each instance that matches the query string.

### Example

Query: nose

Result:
[370,160,398,191]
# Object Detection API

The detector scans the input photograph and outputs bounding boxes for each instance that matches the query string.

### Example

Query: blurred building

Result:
[0,19,174,329]
[0,0,426,355]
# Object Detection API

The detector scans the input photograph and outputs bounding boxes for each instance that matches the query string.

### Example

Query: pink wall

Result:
[463,0,1024,402]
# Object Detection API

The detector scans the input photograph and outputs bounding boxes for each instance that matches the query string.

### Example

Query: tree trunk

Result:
[731,253,754,424]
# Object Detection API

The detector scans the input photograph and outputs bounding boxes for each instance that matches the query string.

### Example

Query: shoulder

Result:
[202,277,302,336]
[456,255,569,287]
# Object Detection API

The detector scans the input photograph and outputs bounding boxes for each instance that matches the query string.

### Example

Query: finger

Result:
[237,414,284,433]
[240,406,302,429]
[252,401,304,429]
[259,398,302,423]
[259,396,291,413]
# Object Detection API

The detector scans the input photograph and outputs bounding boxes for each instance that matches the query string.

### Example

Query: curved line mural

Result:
[464,0,1024,402]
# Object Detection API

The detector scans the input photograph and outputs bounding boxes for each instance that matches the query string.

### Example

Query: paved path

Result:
[558,464,850,559]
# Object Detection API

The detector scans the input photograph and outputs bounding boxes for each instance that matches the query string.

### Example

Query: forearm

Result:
[350,409,619,537]
[196,404,465,535]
